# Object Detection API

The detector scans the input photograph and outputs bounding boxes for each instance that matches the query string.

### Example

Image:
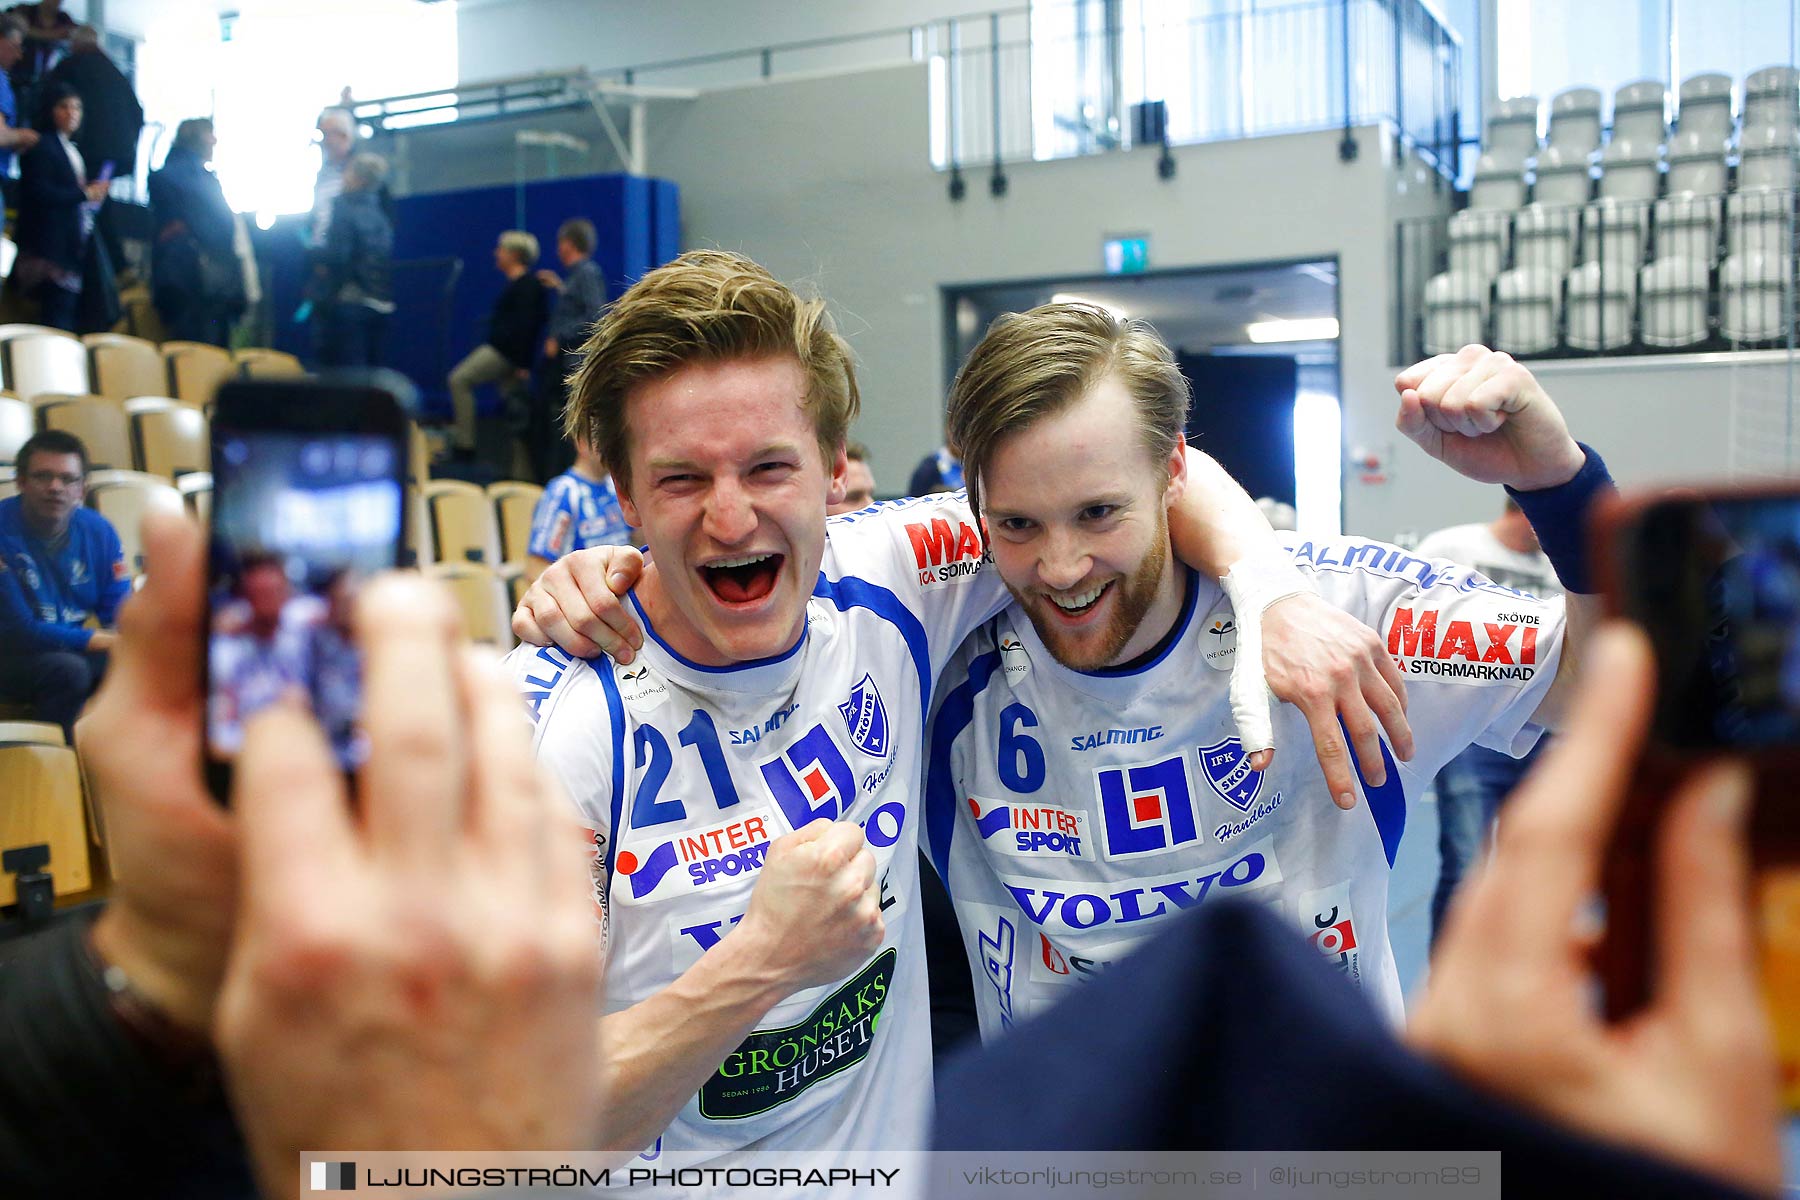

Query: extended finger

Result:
[520,590,602,659]
[1483,624,1655,959]
[234,696,354,912]
[461,647,545,857]
[1653,762,1764,1025]
[113,510,206,714]
[543,562,630,661]
[356,574,467,861]
[570,549,647,660]
[1365,655,1414,761]
[1301,701,1357,809]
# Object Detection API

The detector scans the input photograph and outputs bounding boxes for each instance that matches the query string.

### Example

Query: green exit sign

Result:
[1105,236,1148,274]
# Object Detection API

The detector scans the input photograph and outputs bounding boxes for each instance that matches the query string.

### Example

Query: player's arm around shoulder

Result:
[1393,345,1610,731]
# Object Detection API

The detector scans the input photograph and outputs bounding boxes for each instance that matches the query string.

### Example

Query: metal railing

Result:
[1394,189,1799,364]
[349,0,1460,179]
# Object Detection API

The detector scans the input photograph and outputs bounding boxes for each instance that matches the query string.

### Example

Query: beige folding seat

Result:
[488,480,545,565]
[37,394,130,469]
[425,561,513,648]
[424,478,502,566]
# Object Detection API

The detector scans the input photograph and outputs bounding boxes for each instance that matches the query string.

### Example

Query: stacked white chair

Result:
[1664,129,1729,195]
[1639,257,1711,348]
[1744,65,1799,130]
[1470,151,1529,212]
[1728,125,1798,262]
[1719,253,1789,343]
[1422,270,1489,355]
[1447,209,1508,278]
[1655,191,1724,264]
[1564,260,1635,351]
[1547,87,1603,157]
[1485,96,1542,167]
[1492,267,1562,356]
[1675,72,1735,144]
[1611,80,1669,146]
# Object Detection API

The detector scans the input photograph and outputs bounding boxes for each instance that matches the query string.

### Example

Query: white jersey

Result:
[924,533,1566,1033]
[507,492,1005,1183]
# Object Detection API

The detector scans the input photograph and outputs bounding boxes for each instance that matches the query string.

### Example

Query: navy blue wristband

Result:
[1503,443,1615,594]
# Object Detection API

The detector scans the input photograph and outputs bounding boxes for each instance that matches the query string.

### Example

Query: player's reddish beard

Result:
[1008,508,1171,672]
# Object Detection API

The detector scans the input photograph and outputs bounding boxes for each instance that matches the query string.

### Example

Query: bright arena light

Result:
[1246,317,1339,343]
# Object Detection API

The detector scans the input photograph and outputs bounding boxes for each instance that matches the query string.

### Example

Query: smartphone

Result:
[204,376,410,802]
[1594,487,1800,1079]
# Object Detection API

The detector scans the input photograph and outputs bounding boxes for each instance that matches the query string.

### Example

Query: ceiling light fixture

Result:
[1245,317,1339,343]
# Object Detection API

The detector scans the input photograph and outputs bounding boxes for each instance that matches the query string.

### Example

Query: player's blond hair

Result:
[566,249,860,496]
[945,302,1189,520]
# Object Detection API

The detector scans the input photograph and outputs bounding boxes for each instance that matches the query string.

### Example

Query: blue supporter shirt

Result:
[527,470,632,561]
[0,496,129,654]
[0,71,16,177]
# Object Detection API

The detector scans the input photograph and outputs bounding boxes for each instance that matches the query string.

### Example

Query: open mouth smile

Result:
[699,553,785,605]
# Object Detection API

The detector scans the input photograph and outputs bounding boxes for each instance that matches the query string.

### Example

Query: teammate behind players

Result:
[925,311,1604,1029]
[524,431,634,583]
[506,250,1416,1177]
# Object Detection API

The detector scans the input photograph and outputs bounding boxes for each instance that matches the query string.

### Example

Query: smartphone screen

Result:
[1622,495,1800,750]
[206,428,404,775]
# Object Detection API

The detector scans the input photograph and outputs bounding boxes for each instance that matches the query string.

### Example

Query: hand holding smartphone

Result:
[204,377,410,802]
[1595,486,1800,1102]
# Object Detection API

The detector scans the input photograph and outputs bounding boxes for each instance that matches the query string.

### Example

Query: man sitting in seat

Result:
[0,429,127,736]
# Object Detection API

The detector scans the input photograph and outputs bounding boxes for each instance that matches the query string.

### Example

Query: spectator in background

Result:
[3,0,71,115]
[907,442,963,496]
[0,17,40,204]
[148,117,243,347]
[309,105,355,246]
[311,152,394,368]
[445,229,547,464]
[524,430,632,584]
[830,439,876,514]
[0,430,126,738]
[1415,497,1564,947]
[12,82,112,331]
[532,216,606,482]
[41,26,139,183]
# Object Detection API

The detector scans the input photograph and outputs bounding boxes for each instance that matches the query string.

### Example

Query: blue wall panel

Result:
[263,173,679,419]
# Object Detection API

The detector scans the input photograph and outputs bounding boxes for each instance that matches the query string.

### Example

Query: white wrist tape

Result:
[1220,547,1314,755]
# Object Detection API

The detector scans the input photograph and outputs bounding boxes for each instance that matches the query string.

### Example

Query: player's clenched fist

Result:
[1393,344,1585,491]
[734,820,884,994]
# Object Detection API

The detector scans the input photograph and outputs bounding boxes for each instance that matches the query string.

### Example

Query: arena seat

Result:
[1447,209,1508,279]
[424,561,513,648]
[488,480,545,565]
[1422,270,1489,355]
[1564,261,1636,352]
[1675,72,1734,143]
[1720,253,1789,343]
[1639,257,1711,348]
[1653,191,1723,265]
[234,348,305,379]
[1738,124,1799,192]
[1663,129,1728,197]
[1596,138,1659,203]
[0,466,14,499]
[1469,152,1527,211]
[1744,65,1798,130]
[423,479,502,566]
[1582,197,1650,274]
[1611,80,1669,146]
[406,483,435,567]
[0,323,72,346]
[177,471,213,524]
[1513,204,1576,277]
[1546,87,1603,156]
[1726,183,1794,261]
[6,332,91,401]
[497,561,529,612]
[0,738,92,906]
[0,721,63,745]
[1531,144,1592,208]
[85,469,184,576]
[162,341,236,408]
[0,392,30,465]
[85,333,168,404]
[37,394,130,469]
[130,401,209,480]
[1491,266,1563,356]
[408,422,431,484]
[1483,96,1540,165]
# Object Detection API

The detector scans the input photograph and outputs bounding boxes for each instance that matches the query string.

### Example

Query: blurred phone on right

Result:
[1595,486,1800,1102]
